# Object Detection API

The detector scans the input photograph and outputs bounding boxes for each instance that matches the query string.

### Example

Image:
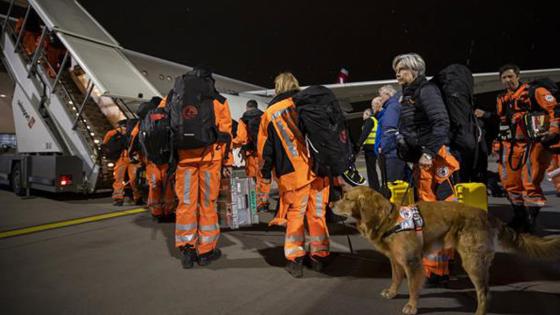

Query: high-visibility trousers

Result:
[146,162,176,216]
[174,160,221,255]
[423,245,454,278]
[112,157,142,202]
[415,146,459,202]
[282,177,330,261]
[498,141,551,207]
[547,154,560,193]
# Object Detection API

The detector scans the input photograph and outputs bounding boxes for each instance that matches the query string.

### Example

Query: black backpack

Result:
[139,107,171,165]
[528,78,559,110]
[240,109,264,151]
[431,64,478,153]
[169,71,224,149]
[292,85,352,177]
[102,131,127,161]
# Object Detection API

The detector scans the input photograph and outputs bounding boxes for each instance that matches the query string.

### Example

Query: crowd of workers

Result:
[103,53,559,282]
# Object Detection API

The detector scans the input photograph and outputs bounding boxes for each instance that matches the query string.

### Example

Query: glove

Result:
[541,132,560,147]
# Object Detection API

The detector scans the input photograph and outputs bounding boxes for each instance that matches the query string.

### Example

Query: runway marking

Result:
[0,207,147,239]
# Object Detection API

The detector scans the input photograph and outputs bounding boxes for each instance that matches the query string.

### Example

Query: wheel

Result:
[10,162,26,196]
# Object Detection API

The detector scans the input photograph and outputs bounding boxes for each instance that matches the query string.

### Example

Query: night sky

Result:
[80,0,559,88]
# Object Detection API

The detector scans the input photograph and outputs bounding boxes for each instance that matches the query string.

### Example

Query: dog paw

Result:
[401,303,417,315]
[380,288,397,299]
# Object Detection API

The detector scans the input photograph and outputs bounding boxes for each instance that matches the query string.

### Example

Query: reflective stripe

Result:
[275,120,298,157]
[151,174,157,188]
[183,170,191,205]
[204,171,211,207]
[176,222,197,231]
[307,235,327,243]
[285,235,305,243]
[315,190,324,218]
[363,116,379,145]
[501,149,507,180]
[175,234,196,243]
[525,201,545,207]
[299,196,309,215]
[284,246,305,257]
[200,223,220,232]
[200,234,220,244]
[424,254,450,262]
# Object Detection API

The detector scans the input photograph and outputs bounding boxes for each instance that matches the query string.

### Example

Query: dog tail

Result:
[497,220,560,260]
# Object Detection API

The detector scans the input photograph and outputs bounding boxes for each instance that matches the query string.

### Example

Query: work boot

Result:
[197,248,222,266]
[305,255,331,272]
[508,205,527,232]
[135,199,146,206]
[113,200,124,206]
[158,213,176,223]
[526,206,541,234]
[285,257,304,278]
[180,245,197,269]
[257,202,270,212]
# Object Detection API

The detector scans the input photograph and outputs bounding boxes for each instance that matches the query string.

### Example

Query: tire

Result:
[10,162,25,196]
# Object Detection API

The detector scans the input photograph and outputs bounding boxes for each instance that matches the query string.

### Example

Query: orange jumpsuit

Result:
[232,117,271,208]
[547,154,560,193]
[258,95,330,261]
[103,128,142,203]
[143,97,176,217]
[496,83,559,207]
[174,98,233,255]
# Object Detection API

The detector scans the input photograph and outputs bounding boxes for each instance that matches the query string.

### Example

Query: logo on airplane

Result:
[17,100,35,129]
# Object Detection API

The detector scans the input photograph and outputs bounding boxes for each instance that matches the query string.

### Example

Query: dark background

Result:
[79,0,559,88]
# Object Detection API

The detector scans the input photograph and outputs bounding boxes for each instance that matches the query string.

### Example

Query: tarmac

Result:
[1,162,559,315]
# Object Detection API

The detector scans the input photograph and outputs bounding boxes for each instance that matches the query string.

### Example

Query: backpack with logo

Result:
[169,70,225,149]
[240,109,264,151]
[139,107,171,165]
[431,64,478,153]
[527,78,560,152]
[292,85,352,177]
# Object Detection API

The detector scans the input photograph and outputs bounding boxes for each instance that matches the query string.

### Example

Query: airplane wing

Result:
[244,68,560,118]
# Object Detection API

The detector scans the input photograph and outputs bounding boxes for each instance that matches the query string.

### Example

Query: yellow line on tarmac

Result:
[0,208,147,239]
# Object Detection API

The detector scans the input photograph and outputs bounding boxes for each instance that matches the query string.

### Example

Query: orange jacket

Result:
[177,98,234,166]
[257,94,315,191]
[497,83,559,140]
[233,119,248,148]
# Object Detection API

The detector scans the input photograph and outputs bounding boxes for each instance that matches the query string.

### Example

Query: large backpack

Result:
[139,107,171,165]
[240,109,264,151]
[431,64,478,153]
[292,85,352,177]
[169,71,222,149]
[528,78,559,110]
[102,131,127,162]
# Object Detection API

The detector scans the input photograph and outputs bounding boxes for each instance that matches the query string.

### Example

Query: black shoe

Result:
[152,214,162,222]
[135,199,146,206]
[305,255,331,272]
[556,192,560,198]
[508,205,528,232]
[424,274,449,288]
[158,213,176,223]
[197,248,222,266]
[113,200,124,206]
[180,245,197,269]
[285,257,304,278]
[526,206,541,234]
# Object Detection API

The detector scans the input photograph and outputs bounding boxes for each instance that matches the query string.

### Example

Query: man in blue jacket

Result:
[378,85,407,182]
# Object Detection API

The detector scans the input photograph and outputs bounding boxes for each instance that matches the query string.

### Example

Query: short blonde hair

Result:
[392,53,426,77]
[274,72,300,95]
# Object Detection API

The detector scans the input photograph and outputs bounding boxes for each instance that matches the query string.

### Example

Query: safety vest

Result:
[363,116,378,146]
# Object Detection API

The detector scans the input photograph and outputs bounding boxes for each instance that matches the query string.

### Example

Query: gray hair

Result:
[378,85,397,97]
[392,53,426,77]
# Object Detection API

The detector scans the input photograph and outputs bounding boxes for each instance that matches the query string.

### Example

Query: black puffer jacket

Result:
[399,76,450,157]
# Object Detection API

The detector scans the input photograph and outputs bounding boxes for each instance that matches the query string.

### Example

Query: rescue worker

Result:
[103,119,143,206]
[174,68,233,268]
[495,64,559,233]
[355,105,380,190]
[393,53,459,287]
[133,97,176,222]
[232,100,270,211]
[547,154,560,197]
[258,72,330,278]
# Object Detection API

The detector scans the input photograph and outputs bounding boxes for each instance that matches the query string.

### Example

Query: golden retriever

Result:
[332,186,560,315]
